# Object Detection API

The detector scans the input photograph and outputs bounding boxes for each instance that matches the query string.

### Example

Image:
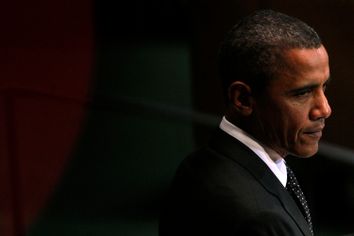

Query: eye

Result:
[323,83,328,92]
[323,78,331,92]
[294,88,312,97]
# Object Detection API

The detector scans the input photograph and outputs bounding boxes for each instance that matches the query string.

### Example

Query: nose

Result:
[310,90,332,121]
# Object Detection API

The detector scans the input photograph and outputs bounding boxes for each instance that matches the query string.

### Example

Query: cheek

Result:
[255,99,308,144]
[270,103,304,136]
[262,109,291,144]
[283,110,307,142]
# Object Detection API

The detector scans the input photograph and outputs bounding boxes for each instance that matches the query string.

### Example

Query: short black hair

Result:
[218,9,322,99]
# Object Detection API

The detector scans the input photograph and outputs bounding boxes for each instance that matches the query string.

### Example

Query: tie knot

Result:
[286,165,299,189]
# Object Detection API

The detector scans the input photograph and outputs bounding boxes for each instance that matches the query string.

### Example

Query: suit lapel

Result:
[209,129,312,236]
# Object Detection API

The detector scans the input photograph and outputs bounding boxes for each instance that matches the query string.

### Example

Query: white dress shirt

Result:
[219,116,287,187]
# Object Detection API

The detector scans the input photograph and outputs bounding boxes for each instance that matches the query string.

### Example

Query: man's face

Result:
[252,45,331,157]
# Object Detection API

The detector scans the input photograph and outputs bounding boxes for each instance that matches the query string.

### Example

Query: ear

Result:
[228,81,254,116]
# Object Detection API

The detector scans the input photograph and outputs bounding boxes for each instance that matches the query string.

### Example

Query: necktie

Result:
[286,164,314,236]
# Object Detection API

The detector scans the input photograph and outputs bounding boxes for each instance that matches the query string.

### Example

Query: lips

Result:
[304,130,322,138]
[303,125,325,139]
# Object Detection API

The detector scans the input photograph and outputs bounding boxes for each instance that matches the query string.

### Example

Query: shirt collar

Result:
[219,116,287,187]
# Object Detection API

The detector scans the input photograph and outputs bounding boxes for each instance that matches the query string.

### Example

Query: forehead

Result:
[284,46,329,72]
[271,45,330,88]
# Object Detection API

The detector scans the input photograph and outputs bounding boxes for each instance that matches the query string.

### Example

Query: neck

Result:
[225,111,288,159]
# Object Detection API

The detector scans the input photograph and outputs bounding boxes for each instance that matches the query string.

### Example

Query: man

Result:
[159,9,331,236]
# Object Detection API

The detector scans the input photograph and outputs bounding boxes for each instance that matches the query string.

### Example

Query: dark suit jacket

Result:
[159,129,313,236]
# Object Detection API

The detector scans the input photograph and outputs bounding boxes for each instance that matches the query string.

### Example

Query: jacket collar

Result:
[209,129,313,236]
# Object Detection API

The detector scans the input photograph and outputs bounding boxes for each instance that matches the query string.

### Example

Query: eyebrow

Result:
[287,77,331,96]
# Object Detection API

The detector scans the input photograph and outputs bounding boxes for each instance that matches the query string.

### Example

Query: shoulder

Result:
[176,145,252,183]
[179,129,254,175]
[171,145,260,207]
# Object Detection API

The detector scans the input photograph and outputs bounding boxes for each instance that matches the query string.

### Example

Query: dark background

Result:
[1,0,354,235]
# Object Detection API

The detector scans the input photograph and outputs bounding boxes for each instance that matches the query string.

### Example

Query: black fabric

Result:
[159,129,313,236]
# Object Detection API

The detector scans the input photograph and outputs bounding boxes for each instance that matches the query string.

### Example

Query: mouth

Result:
[303,125,325,139]
[303,130,322,139]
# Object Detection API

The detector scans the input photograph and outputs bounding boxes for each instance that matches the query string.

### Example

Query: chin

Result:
[290,144,319,158]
